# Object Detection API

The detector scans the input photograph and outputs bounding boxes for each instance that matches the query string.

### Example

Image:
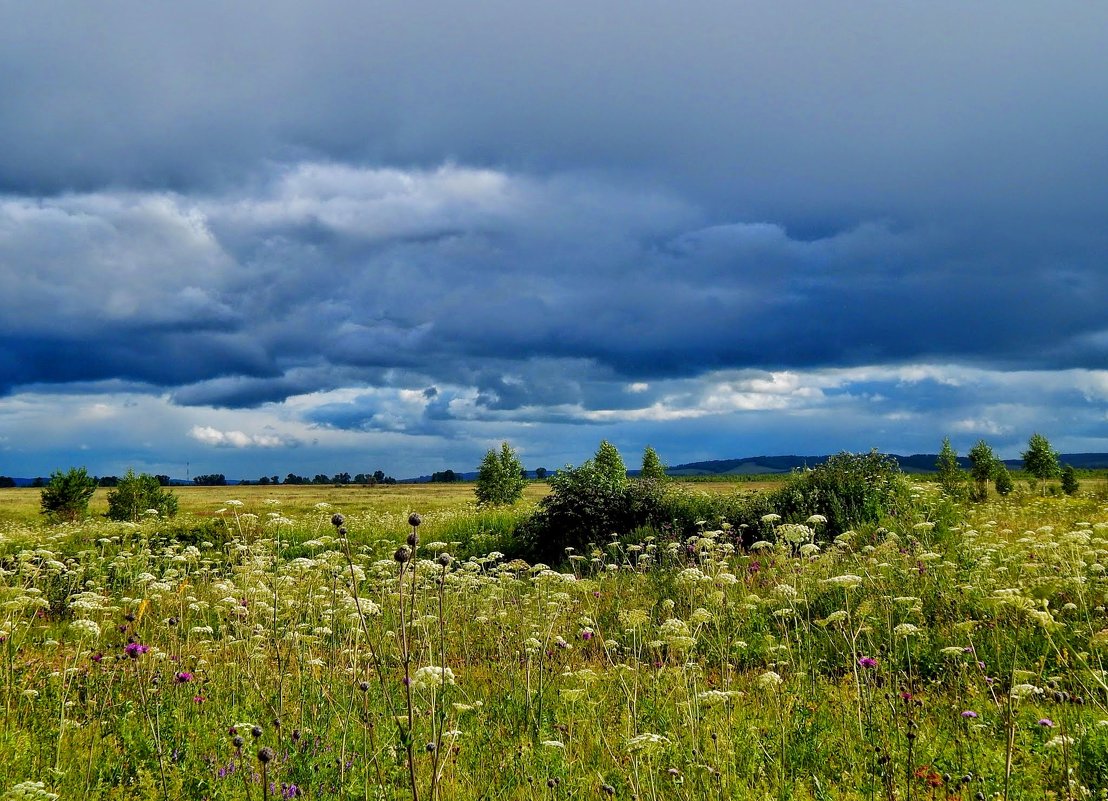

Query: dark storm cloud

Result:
[2,161,1106,416]
[3,2,1107,226]
[0,1,1106,461]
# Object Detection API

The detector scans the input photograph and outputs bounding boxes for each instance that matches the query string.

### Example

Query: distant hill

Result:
[666,452,1108,476]
[5,453,1106,488]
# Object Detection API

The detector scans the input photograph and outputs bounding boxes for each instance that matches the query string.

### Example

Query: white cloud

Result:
[188,425,290,448]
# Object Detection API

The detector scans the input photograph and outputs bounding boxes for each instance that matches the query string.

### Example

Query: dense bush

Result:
[767,451,911,541]
[515,449,913,563]
[40,467,98,522]
[518,460,631,560]
[106,469,179,521]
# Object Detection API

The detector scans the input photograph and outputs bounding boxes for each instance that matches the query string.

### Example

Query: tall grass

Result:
[0,484,1106,798]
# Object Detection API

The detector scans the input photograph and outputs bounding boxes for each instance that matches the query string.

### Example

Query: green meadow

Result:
[2,476,1108,800]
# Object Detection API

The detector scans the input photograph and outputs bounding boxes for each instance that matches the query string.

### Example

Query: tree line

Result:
[936,432,1081,499]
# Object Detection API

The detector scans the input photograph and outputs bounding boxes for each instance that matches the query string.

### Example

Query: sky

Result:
[1,1,1106,480]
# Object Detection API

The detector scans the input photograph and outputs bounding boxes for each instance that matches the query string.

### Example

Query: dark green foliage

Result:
[430,469,459,483]
[475,442,526,506]
[40,467,98,522]
[0,476,15,488]
[768,451,911,541]
[993,464,1015,495]
[1061,464,1080,495]
[518,464,668,560]
[106,469,179,521]
[640,446,667,481]
[192,473,227,486]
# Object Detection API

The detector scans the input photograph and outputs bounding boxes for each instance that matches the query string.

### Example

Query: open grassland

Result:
[2,481,1108,799]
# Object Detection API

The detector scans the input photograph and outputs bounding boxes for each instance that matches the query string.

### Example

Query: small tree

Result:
[534,467,548,480]
[1061,464,1080,496]
[1022,433,1060,492]
[640,446,667,481]
[936,437,965,497]
[106,469,179,522]
[967,440,997,501]
[594,440,628,489]
[40,467,98,522]
[994,464,1015,496]
[475,441,526,506]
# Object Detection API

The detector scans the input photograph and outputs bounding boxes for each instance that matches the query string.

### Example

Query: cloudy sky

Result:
[1,1,1106,480]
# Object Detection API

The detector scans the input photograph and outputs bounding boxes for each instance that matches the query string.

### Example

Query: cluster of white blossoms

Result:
[411,665,455,692]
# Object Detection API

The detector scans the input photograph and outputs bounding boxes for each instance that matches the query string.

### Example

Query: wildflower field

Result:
[2,480,1108,800]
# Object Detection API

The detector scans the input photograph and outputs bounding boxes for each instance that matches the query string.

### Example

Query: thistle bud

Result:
[331,513,345,528]
[437,553,452,567]
[394,547,411,564]
[408,513,422,527]
[407,531,419,547]
[257,746,275,764]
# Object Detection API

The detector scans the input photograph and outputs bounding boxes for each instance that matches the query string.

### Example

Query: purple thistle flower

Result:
[961,710,978,718]
[858,656,878,668]
[175,671,194,683]
[124,642,150,659]
[1038,718,1054,728]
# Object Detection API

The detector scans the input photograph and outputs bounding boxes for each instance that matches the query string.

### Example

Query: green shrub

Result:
[993,464,1015,495]
[40,467,97,522]
[767,451,911,541]
[106,469,179,521]
[1061,464,1080,496]
[518,460,629,560]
